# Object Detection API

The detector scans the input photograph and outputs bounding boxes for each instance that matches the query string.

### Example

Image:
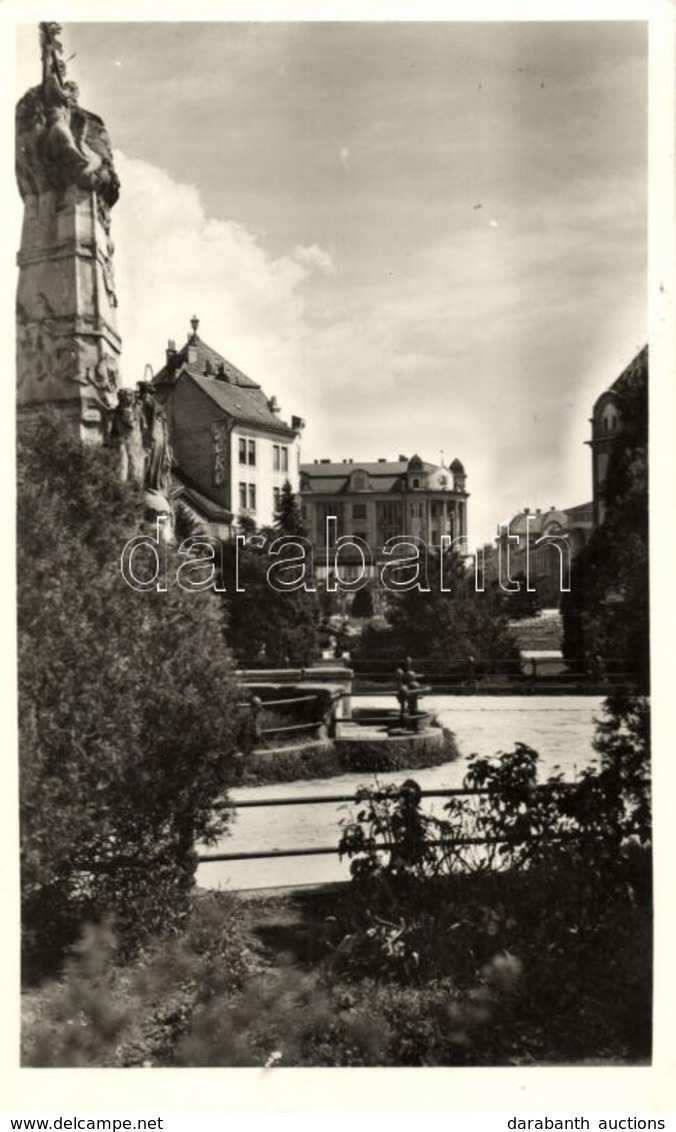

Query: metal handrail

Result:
[199,834,564,863]
[199,781,600,865]
[211,782,582,811]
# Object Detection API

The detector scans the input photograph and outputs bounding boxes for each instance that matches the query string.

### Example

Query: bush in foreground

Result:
[18,417,249,978]
[22,682,651,1066]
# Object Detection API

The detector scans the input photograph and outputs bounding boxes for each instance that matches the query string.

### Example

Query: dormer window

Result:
[350,470,369,491]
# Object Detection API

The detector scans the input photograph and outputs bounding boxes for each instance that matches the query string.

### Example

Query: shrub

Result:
[339,695,650,884]
[22,892,261,1067]
[18,417,250,977]
[241,730,458,785]
[504,573,542,620]
[332,694,651,1058]
[350,585,375,619]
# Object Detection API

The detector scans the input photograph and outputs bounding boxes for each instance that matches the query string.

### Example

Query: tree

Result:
[350,584,375,619]
[18,417,250,977]
[274,479,306,537]
[354,548,518,667]
[220,538,320,667]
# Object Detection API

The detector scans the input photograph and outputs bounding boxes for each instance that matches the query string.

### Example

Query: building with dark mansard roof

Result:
[300,452,469,587]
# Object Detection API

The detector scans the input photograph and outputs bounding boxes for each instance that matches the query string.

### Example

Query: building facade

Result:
[483,503,593,607]
[300,454,469,586]
[587,345,648,527]
[152,318,304,535]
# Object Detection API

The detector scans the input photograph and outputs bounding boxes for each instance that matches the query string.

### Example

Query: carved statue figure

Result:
[15,23,120,208]
[137,382,172,494]
[109,388,145,485]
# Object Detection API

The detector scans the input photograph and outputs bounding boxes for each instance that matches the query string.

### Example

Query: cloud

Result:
[111,151,330,419]
[292,244,336,276]
[107,150,644,548]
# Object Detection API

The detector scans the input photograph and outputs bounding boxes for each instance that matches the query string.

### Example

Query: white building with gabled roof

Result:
[152,317,305,536]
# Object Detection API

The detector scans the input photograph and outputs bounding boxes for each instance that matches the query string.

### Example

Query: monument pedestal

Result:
[16,24,121,443]
[17,185,121,442]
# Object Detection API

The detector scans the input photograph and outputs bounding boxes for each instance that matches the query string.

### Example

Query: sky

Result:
[14,19,648,546]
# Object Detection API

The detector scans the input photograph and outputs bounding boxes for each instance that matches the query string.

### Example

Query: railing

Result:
[236,688,339,746]
[197,783,580,866]
[349,656,639,694]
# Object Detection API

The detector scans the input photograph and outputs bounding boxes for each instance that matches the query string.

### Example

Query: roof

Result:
[154,332,297,437]
[172,473,233,522]
[189,372,297,437]
[301,459,436,494]
[592,344,648,414]
[504,502,593,536]
[154,332,260,390]
[506,509,567,536]
[610,344,648,397]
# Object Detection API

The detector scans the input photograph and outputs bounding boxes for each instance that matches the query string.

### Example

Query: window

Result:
[248,484,257,511]
[281,446,289,472]
[410,503,423,519]
[353,503,367,520]
[376,501,403,544]
[239,438,247,464]
[318,501,344,541]
[248,439,256,466]
[273,445,280,471]
[239,482,247,510]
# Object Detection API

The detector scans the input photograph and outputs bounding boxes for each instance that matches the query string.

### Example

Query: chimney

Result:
[524,507,530,514]
[291,415,305,432]
[166,339,177,367]
[186,315,199,364]
[398,454,408,462]
[204,358,213,376]
[268,395,281,416]
[215,361,227,381]
[378,458,387,463]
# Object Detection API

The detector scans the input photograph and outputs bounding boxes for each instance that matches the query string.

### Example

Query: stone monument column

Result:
[16,22,121,442]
